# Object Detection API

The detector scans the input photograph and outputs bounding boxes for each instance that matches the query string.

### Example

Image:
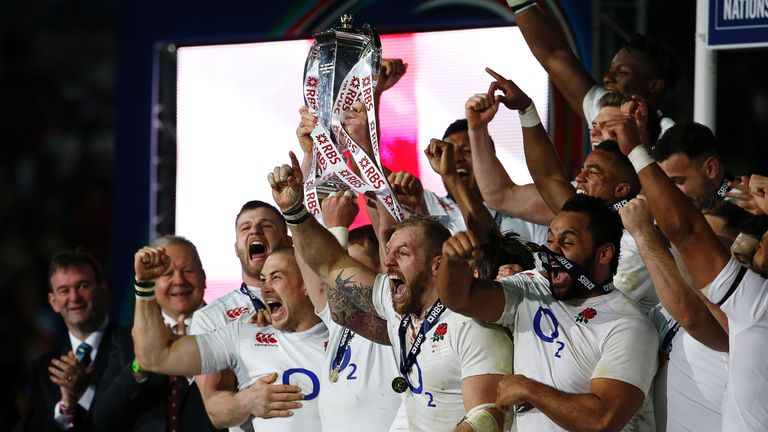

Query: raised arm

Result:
[269,152,382,332]
[425,139,498,241]
[314,193,392,345]
[466,86,554,225]
[132,247,202,376]
[296,105,317,179]
[488,68,575,214]
[605,104,730,289]
[510,0,597,119]
[620,195,729,351]
[437,231,506,322]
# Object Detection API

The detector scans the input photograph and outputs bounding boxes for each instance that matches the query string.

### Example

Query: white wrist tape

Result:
[628,145,655,172]
[506,0,535,14]
[518,102,541,128]
[328,226,350,249]
[463,403,499,432]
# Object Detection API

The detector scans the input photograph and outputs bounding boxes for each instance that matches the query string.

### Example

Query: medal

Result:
[391,377,408,393]
[330,367,340,383]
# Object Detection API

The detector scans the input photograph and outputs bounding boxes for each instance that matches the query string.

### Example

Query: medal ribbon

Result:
[608,193,637,213]
[397,300,446,377]
[239,283,266,312]
[330,327,356,371]
[715,172,735,199]
[537,246,615,293]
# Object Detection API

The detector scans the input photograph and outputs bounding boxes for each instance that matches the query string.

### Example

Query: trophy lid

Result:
[340,14,353,29]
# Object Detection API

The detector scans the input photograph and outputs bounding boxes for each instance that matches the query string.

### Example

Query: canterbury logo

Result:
[255,332,278,345]
[226,306,249,320]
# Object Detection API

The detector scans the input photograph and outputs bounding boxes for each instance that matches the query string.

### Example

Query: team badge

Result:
[431,323,448,342]
[575,308,597,324]
[255,332,279,347]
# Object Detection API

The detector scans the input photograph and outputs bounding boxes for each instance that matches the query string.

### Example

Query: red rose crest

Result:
[432,323,448,342]
[575,307,597,324]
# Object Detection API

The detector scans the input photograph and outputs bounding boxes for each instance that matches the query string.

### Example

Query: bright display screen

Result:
[175,26,549,302]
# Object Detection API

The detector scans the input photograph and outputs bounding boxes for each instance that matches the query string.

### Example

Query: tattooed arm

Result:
[292,224,386,341]
[270,154,387,343]
[328,272,391,345]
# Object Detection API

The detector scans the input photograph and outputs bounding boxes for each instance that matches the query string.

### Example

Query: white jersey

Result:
[197,321,328,432]
[648,305,727,432]
[497,271,658,431]
[616,230,659,313]
[191,285,261,334]
[705,257,768,432]
[583,85,673,136]
[423,190,548,244]
[316,305,401,431]
[371,273,513,432]
[190,285,261,432]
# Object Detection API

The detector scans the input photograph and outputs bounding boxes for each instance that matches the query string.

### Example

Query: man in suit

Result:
[90,236,221,432]
[26,250,118,431]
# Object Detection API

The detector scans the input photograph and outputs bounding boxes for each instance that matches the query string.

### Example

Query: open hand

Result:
[50,352,92,405]
[243,372,305,418]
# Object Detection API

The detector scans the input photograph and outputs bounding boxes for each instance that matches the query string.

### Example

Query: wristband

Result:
[283,203,311,225]
[328,226,350,249]
[461,403,499,432]
[134,279,156,301]
[281,198,305,217]
[134,279,155,288]
[518,101,541,128]
[628,145,655,172]
[131,358,147,374]
[507,0,536,14]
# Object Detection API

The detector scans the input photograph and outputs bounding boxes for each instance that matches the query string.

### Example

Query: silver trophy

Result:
[303,14,381,197]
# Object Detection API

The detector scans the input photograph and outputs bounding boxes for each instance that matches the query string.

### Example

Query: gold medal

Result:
[330,368,340,383]
[391,376,408,393]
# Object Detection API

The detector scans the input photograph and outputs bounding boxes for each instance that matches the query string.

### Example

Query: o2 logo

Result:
[282,368,320,400]
[331,346,359,380]
[533,307,566,359]
[404,362,437,408]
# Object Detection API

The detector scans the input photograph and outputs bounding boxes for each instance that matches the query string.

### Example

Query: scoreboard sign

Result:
[709,0,768,49]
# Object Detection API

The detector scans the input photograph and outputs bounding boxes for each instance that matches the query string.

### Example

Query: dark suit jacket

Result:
[25,320,120,432]
[90,327,222,432]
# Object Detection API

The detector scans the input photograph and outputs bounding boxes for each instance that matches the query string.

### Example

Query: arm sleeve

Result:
[453,319,514,379]
[494,272,536,326]
[371,272,393,320]
[591,317,659,394]
[189,306,216,336]
[706,257,768,324]
[196,323,240,375]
